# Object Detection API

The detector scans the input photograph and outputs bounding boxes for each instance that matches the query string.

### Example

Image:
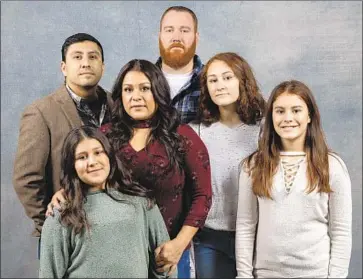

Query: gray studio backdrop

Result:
[1,1,362,278]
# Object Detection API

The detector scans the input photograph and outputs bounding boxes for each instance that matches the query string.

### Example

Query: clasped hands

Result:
[155,238,184,276]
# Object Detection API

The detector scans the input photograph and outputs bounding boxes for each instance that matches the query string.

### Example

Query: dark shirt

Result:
[67,85,110,127]
[156,55,203,124]
[101,124,212,240]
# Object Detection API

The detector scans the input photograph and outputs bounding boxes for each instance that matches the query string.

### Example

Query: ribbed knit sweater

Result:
[236,154,352,278]
[189,121,260,231]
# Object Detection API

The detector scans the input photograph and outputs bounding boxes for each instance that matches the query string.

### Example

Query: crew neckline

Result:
[87,189,106,196]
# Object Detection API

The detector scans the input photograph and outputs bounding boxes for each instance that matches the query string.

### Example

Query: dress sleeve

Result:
[327,155,352,278]
[39,211,71,278]
[178,124,212,228]
[146,203,177,279]
[235,163,258,278]
[13,103,50,237]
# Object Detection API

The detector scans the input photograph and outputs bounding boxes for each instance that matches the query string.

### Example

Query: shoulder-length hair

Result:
[109,59,184,172]
[60,126,153,234]
[244,80,332,199]
[198,52,266,126]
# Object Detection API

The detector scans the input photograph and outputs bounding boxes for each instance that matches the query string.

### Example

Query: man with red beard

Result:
[156,6,203,124]
[155,7,203,278]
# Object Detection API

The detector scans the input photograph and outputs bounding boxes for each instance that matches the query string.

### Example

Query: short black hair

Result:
[61,33,104,62]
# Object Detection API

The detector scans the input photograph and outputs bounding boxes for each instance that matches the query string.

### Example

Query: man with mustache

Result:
[157,6,203,124]
[13,33,113,257]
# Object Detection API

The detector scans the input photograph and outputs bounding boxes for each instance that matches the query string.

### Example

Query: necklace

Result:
[130,118,153,129]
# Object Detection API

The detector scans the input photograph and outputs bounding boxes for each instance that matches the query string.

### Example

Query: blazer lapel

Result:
[53,86,82,128]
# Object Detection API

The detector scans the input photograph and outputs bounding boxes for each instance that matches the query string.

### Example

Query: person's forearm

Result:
[174,225,198,249]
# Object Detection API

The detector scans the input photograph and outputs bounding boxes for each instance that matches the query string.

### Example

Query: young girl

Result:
[39,126,172,278]
[189,52,265,278]
[236,80,352,278]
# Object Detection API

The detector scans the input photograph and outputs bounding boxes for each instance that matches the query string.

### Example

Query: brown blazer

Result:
[13,85,113,237]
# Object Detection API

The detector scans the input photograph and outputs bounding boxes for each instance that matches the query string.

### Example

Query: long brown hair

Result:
[60,126,153,234]
[244,80,332,198]
[198,52,265,126]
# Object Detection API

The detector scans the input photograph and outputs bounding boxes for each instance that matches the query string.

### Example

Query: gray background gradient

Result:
[1,1,362,278]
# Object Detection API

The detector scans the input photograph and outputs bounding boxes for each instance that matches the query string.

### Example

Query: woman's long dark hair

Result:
[108,59,185,172]
[60,126,153,234]
[198,52,266,126]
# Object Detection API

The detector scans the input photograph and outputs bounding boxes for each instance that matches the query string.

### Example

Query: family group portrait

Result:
[1,1,362,278]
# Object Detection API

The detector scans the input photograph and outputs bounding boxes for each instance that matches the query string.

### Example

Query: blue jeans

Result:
[193,227,236,278]
[177,249,191,278]
[37,237,41,259]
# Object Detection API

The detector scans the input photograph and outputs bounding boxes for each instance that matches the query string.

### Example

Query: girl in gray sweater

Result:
[236,80,352,278]
[39,126,173,278]
[189,52,266,278]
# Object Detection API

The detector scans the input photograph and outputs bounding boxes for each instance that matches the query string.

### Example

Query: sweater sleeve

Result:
[178,124,212,228]
[235,164,258,278]
[147,203,177,279]
[39,211,71,278]
[327,155,352,278]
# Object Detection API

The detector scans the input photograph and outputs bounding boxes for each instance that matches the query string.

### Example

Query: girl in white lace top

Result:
[236,80,352,278]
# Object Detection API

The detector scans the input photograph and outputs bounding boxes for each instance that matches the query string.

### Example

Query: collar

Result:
[66,84,107,105]
[66,84,82,104]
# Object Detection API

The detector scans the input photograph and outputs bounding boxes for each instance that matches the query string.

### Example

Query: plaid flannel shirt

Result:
[66,85,110,127]
[156,55,204,124]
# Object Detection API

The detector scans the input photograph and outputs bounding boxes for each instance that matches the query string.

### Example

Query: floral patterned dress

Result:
[102,124,212,242]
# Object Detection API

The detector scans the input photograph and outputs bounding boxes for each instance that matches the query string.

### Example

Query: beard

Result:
[159,38,196,70]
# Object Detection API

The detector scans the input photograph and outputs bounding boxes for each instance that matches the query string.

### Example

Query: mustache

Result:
[168,42,184,50]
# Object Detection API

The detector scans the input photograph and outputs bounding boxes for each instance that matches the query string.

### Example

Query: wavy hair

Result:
[244,80,332,199]
[109,59,185,172]
[197,52,266,126]
[60,126,153,234]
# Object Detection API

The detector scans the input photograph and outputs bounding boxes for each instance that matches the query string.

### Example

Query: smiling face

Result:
[206,60,240,108]
[121,71,157,121]
[159,10,199,69]
[74,138,110,191]
[61,41,104,95]
[272,92,311,151]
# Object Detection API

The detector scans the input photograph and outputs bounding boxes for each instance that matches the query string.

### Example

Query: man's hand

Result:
[45,189,66,217]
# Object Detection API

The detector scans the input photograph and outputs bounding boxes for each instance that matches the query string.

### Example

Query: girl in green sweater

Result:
[39,126,173,278]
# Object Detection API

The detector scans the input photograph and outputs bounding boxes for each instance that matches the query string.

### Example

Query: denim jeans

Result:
[193,227,236,278]
[37,237,41,259]
[177,249,191,278]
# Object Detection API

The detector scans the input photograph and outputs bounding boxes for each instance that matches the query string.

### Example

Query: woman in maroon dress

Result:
[106,59,212,277]
[48,59,212,277]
